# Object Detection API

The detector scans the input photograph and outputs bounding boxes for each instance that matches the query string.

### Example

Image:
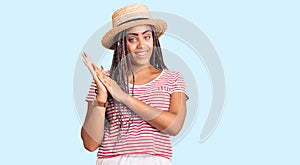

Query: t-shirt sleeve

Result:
[85,81,97,102]
[170,71,189,100]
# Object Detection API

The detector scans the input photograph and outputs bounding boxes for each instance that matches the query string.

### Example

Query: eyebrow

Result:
[127,30,152,36]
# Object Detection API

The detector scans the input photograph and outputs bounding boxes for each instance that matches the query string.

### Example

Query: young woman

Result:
[81,4,188,165]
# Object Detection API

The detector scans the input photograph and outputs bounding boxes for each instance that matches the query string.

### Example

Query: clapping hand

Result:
[82,52,107,102]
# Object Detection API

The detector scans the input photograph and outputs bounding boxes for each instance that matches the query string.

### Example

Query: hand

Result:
[82,52,107,102]
[97,66,129,103]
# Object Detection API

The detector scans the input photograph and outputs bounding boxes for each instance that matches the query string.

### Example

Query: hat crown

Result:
[102,4,167,49]
[112,4,152,28]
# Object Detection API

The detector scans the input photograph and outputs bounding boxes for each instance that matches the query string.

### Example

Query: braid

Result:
[109,30,133,147]
[108,26,167,148]
[150,26,167,70]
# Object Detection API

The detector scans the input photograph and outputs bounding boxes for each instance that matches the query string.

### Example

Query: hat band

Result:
[117,18,149,26]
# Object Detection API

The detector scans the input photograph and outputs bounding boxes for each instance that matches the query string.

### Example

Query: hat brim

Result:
[101,19,167,50]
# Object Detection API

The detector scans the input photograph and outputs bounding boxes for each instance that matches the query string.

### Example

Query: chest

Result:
[129,85,171,111]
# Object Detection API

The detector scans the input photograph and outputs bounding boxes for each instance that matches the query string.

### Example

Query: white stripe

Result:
[85,69,188,160]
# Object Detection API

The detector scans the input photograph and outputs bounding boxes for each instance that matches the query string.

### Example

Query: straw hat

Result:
[101,4,167,49]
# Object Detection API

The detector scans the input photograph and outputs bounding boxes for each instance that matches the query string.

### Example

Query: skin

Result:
[81,25,187,152]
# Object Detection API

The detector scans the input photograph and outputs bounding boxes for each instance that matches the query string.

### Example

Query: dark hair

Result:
[108,25,167,145]
[109,26,167,88]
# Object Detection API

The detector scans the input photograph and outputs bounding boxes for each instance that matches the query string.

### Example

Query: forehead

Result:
[127,25,152,34]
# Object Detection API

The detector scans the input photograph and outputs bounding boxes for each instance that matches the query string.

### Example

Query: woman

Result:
[81,4,188,165]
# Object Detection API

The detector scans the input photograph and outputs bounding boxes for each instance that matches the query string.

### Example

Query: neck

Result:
[131,64,153,74]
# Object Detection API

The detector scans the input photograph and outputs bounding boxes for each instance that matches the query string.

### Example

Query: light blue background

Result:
[1,0,299,164]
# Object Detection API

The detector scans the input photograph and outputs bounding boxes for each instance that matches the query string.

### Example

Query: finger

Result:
[83,58,91,68]
[92,63,97,71]
[94,72,104,85]
[97,73,105,83]
[101,75,112,87]
[99,75,110,88]
[100,78,112,93]
[94,65,103,77]
[82,52,89,61]
[98,73,109,87]
[94,77,102,86]
[97,67,105,77]
[83,52,94,64]
[82,53,87,62]
[100,65,106,75]
[82,53,90,67]
[82,59,88,67]
[103,79,111,87]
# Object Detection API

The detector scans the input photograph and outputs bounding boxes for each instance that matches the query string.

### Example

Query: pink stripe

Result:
[84,70,188,160]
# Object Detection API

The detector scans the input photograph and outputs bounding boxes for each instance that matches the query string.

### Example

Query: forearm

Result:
[81,101,106,151]
[95,69,187,136]
[122,93,186,136]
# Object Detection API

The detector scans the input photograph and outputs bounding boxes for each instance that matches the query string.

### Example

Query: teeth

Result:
[136,51,147,56]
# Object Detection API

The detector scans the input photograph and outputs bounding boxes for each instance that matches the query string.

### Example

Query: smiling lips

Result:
[134,50,149,57]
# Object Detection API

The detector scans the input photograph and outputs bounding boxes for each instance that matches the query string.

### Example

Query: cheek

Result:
[127,43,135,52]
[146,40,154,49]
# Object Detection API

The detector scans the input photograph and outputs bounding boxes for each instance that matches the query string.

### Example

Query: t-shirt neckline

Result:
[129,69,165,87]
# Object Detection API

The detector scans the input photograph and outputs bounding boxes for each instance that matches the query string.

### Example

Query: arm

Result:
[81,99,106,152]
[123,92,186,136]
[81,52,108,151]
[98,68,187,136]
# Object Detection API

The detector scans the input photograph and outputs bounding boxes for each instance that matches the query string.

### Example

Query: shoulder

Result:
[159,69,188,99]
[163,69,180,75]
[156,69,186,86]
[163,69,184,79]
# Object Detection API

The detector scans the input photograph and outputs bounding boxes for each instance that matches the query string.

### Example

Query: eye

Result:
[144,36,151,40]
[128,37,137,43]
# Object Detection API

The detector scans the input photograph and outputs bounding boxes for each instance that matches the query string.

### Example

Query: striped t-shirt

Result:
[85,69,188,160]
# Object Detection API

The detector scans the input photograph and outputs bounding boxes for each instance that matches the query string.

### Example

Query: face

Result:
[126,25,153,68]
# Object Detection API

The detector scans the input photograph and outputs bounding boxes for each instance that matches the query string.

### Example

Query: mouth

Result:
[134,50,149,57]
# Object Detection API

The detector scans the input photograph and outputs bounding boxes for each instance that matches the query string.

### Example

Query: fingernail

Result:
[101,65,104,70]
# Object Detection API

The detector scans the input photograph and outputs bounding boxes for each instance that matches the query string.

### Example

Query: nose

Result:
[137,37,146,49]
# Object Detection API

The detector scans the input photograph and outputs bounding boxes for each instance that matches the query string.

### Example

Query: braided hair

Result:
[108,25,167,146]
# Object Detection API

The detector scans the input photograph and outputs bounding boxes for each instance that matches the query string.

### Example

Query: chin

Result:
[134,60,151,66]
[131,55,152,66]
